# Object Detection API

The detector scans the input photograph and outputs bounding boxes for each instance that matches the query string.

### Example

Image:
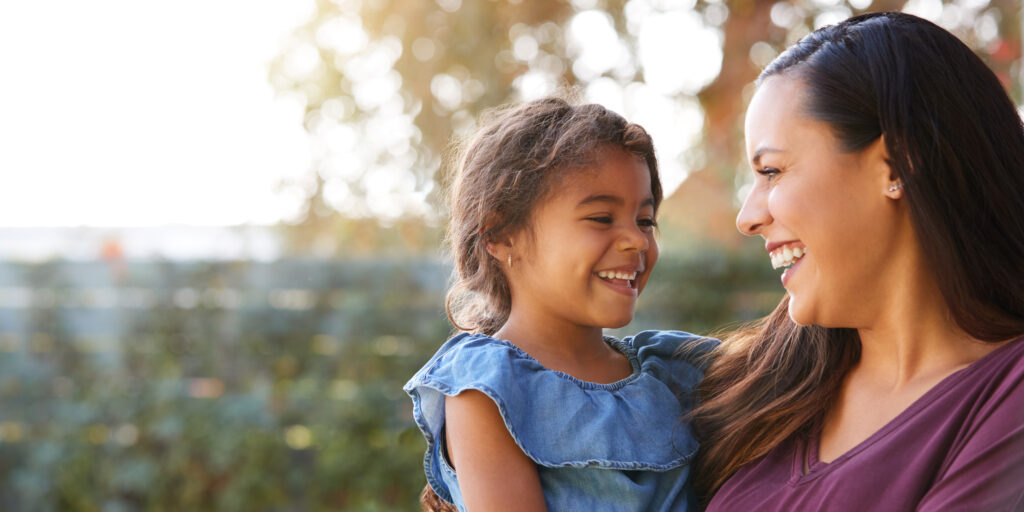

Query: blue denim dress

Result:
[404,330,716,511]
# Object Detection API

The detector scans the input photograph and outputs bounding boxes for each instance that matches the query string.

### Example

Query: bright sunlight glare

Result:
[0,0,314,227]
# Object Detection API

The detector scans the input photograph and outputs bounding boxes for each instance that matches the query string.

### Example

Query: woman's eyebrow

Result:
[751,146,784,166]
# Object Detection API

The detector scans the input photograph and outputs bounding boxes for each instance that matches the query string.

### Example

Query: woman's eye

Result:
[756,167,781,180]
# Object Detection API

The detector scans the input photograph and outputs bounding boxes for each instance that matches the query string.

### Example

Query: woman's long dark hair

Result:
[693,12,1024,499]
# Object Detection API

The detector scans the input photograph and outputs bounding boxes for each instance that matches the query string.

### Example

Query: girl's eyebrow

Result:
[576,194,655,208]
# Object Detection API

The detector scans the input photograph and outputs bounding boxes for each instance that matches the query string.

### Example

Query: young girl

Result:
[405,98,715,511]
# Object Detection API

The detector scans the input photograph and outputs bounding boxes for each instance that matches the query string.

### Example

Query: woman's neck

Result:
[848,219,1006,388]
[854,268,998,390]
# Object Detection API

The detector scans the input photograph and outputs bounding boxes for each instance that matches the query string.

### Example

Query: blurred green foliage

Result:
[0,248,779,510]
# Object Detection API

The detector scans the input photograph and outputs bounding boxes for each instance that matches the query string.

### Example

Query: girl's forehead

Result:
[549,152,653,200]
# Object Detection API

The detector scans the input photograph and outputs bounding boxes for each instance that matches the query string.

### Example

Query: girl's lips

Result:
[596,274,639,297]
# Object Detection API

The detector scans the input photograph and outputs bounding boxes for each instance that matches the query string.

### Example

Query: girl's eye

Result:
[638,218,658,230]
[587,216,613,224]
[756,167,781,180]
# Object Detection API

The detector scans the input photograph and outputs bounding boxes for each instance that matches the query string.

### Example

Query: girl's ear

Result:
[484,235,512,263]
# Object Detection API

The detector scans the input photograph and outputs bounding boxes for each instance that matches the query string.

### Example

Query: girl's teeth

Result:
[598,271,637,280]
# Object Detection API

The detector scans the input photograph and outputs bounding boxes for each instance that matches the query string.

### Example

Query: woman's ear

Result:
[869,136,903,199]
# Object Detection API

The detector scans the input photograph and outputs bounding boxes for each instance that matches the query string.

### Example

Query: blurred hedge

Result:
[0,250,779,510]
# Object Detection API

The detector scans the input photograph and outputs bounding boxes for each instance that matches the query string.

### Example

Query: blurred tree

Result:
[269,0,576,254]
[270,0,1022,253]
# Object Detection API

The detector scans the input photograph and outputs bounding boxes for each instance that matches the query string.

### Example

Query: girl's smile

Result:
[595,266,644,296]
[495,145,659,332]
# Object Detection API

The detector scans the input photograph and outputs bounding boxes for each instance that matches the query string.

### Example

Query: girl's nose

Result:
[736,185,770,236]
[618,224,650,252]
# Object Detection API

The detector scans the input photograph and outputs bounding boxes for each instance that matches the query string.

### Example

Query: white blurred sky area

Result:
[0,0,315,227]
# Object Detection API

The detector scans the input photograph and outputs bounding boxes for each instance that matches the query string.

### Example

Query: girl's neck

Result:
[493,312,631,384]
[494,312,605,362]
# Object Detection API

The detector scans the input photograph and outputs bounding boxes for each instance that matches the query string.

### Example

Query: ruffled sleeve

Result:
[625,329,719,409]
[403,331,717,503]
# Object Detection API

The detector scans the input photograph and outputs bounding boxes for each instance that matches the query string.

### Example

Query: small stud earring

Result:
[507,254,513,269]
[888,180,903,193]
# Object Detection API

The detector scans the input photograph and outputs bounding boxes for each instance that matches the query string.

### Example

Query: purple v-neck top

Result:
[707,336,1024,512]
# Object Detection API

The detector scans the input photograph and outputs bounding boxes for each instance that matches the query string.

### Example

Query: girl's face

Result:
[737,76,903,327]
[503,145,659,331]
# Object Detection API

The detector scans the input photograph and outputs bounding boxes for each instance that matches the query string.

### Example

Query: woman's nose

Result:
[736,185,770,236]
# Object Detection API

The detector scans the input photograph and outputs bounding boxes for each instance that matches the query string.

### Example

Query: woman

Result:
[695,12,1024,511]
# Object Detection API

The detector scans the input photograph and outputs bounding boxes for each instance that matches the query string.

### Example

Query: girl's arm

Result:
[445,390,547,512]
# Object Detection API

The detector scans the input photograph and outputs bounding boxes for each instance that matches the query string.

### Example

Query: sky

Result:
[0,0,315,227]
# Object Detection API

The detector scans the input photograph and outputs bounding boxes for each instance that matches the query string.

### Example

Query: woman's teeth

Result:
[598,270,637,281]
[770,246,805,269]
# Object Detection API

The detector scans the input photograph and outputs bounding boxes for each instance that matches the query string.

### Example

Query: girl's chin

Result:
[600,310,636,329]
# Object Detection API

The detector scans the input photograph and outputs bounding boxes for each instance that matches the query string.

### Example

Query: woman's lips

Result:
[781,254,805,286]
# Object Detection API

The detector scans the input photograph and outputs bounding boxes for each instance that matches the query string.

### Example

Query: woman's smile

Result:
[766,241,807,286]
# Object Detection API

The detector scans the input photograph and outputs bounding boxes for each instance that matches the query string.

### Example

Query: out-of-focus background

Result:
[0,0,1019,509]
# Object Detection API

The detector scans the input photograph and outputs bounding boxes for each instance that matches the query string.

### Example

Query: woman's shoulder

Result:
[957,334,1024,396]
[965,334,1024,405]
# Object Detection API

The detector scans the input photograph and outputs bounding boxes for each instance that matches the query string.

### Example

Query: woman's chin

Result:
[789,302,846,328]
[787,301,815,326]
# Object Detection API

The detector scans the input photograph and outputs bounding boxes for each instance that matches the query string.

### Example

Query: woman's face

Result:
[737,75,904,327]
